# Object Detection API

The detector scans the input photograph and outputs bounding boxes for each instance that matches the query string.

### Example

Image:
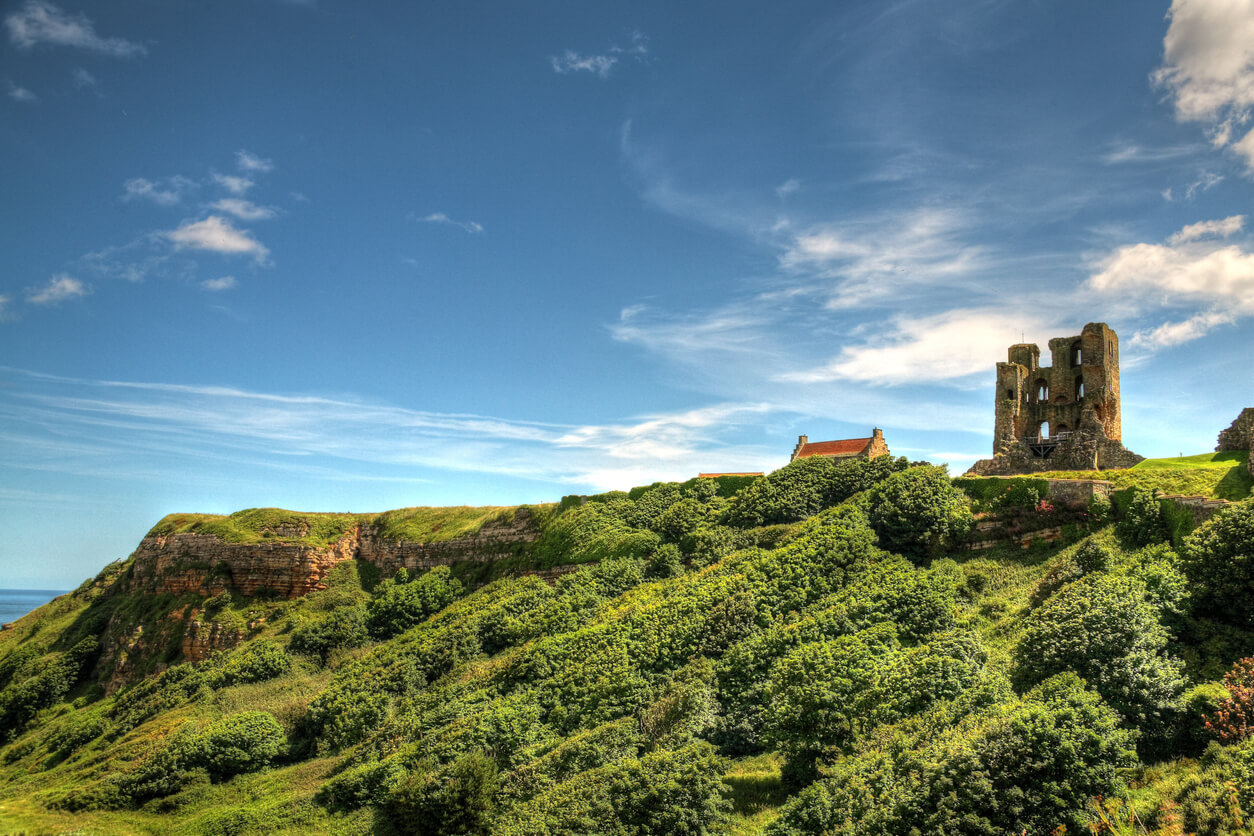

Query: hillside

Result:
[2,456,1254,835]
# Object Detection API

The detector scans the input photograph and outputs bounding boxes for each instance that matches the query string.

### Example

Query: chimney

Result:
[872,428,883,440]
[791,434,808,461]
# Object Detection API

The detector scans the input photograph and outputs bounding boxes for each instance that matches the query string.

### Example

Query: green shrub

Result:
[197,711,287,778]
[385,752,499,836]
[767,673,1135,836]
[368,566,464,639]
[204,639,292,688]
[1182,499,1254,627]
[1117,486,1169,547]
[1012,573,1184,751]
[121,711,286,802]
[317,757,407,810]
[866,466,973,564]
[290,604,369,663]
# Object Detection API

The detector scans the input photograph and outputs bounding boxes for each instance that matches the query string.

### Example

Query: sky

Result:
[2,0,1253,588]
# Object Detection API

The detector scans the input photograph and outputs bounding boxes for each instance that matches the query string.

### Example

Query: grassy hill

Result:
[2,455,1254,834]
[1029,450,1253,500]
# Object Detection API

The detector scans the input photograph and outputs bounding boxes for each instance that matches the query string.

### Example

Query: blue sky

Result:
[2,0,1253,588]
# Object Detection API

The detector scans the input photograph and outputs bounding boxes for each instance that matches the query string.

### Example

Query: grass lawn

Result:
[1031,451,1252,501]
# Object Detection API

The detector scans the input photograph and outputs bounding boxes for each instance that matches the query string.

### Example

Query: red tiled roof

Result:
[795,438,872,458]
[698,472,764,478]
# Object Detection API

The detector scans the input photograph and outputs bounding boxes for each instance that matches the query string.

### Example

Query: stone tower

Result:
[967,323,1142,475]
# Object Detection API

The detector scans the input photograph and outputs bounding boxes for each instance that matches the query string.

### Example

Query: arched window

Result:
[1040,420,1051,440]
[1055,423,1070,436]
[1034,379,1049,402]
[1070,342,1083,368]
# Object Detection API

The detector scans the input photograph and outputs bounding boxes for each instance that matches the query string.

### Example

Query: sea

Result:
[0,589,69,625]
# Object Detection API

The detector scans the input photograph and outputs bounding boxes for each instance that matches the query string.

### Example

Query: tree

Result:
[866,466,973,564]
[1182,499,1254,627]
[368,566,463,639]
[1012,573,1184,750]
[386,752,499,836]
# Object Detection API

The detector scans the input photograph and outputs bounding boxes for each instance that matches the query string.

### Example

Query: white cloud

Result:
[1169,214,1245,244]
[0,368,778,492]
[235,150,273,173]
[777,308,1052,386]
[200,276,237,291]
[5,0,145,56]
[1130,310,1235,350]
[71,67,95,88]
[779,208,987,310]
[1101,140,1201,164]
[26,274,89,305]
[1088,215,1254,317]
[776,178,801,198]
[210,198,277,221]
[212,173,254,195]
[1185,170,1224,198]
[121,175,195,206]
[0,294,12,320]
[550,50,617,77]
[414,212,483,234]
[6,80,36,101]
[166,216,270,263]
[1153,0,1254,168]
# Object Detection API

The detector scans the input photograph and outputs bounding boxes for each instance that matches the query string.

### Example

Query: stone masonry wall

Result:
[1217,408,1254,477]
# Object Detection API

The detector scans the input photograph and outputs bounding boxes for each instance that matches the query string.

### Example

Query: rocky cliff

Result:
[126,507,540,599]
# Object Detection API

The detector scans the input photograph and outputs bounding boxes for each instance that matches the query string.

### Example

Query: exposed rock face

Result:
[126,507,540,600]
[182,617,249,663]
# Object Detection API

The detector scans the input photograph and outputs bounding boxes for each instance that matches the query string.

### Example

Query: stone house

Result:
[790,429,890,462]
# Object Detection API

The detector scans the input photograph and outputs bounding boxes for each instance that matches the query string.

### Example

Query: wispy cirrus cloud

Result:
[6,80,36,101]
[1153,0,1254,169]
[121,175,196,206]
[0,368,779,491]
[412,212,483,234]
[235,150,273,174]
[26,274,89,305]
[210,198,278,221]
[200,276,237,292]
[550,30,648,78]
[212,173,255,195]
[165,216,271,263]
[5,0,145,56]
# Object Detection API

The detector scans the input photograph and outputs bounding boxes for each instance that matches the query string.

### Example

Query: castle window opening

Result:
[1034,380,1049,402]
[1006,389,1014,400]
[1070,342,1082,368]
[1040,420,1051,440]
[1075,378,1084,399]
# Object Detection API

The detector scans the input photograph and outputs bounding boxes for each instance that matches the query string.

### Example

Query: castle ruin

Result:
[966,322,1143,475]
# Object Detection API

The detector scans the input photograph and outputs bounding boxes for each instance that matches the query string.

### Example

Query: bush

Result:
[1012,573,1184,751]
[1117,486,1169,547]
[1182,499,1254,627]
[1206,656,1254,744]
[317,757,407,810]
[196,711,287,778]
[767,673,1136,836]
[368,566,464,639]
[204,639,292,688]
[290,605,369,663]
[385,752,499,836]
[120,711,286,801]
[866,466,973,564]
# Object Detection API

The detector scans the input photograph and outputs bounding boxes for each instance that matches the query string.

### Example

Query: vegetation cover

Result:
[2,454,1254,834]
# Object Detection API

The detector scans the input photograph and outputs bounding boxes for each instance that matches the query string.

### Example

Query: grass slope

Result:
[148,505,523,547]
[1029,450,1252,500]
